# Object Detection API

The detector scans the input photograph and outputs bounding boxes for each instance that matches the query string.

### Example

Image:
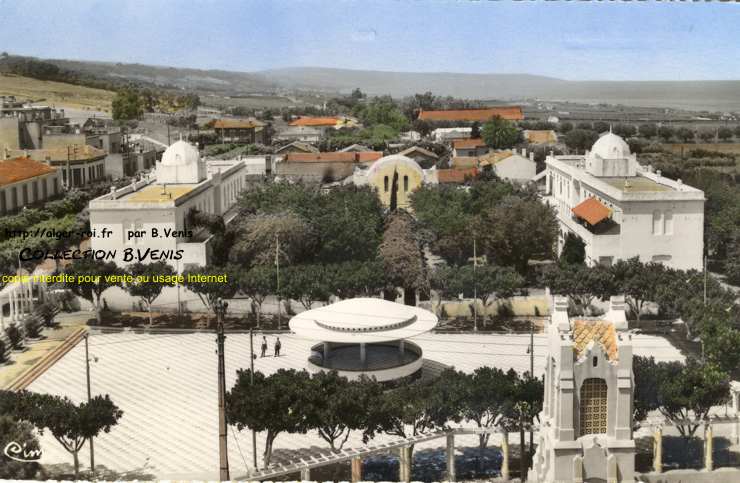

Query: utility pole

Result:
[275,235,281,330]
[215,299,230,481]
[473,238,478,332]
[249,329,258,471]
[84,334,95,476]
[527,320,534,461]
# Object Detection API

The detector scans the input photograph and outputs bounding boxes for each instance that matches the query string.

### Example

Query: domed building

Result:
[89,140,250,271]
[543,130,705,271]
[354,154,434,209]
[156,139,207,184]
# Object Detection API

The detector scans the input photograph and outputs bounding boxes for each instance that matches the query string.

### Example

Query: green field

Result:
[0,73,115,112]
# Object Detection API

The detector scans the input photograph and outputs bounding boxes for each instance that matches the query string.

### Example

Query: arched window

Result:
[384,176,389,192]
[403,175,409,192]
[580,378,608,436]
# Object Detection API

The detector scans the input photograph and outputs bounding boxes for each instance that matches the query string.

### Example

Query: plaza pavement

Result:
[28,331,685,480]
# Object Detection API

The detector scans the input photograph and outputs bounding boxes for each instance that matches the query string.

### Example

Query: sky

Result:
[1,0,740,81]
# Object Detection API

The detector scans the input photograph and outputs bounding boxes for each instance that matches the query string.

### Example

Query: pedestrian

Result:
[260,336,268,358]
[274,337,281,357]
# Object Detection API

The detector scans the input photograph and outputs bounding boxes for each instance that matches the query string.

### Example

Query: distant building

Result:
[529,296,635,483]
[398,146,439,166]
[89,140,249,270]
[275,141,319,155]
[432,127,472,143]
[0,97,67,151]
[213,119,267,144]
[452,138,489,157]
[275,126,322,143]
[544,131,704,270]
[276,151,382,182]
[418,106,523,123]
[0,156,61,214]
[434,167,478,185]
[5,145,107,188]
[479,149,537,184]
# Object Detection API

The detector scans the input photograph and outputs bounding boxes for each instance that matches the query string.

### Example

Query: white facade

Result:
[529,296,636,483]
[89,141,249,271]
[544,132,705,270]
[491,152,537,184]
[431,127,472,143]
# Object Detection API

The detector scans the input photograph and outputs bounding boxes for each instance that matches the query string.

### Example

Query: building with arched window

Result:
[354,154,435,209]
[529,295,636,483]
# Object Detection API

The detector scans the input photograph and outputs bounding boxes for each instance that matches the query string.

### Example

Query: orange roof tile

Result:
[418,107,523,122]
[0,157,56,187]
[284,151,383,163]
[572,197,612,225]
[437,168,478,184]
[453,138,487,149]
[572,320,618,361]
[213,119,262,129]
[289,117,342,127]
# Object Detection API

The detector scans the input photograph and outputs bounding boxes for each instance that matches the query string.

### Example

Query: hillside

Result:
[0,73,115,112]
[261,67,740,112]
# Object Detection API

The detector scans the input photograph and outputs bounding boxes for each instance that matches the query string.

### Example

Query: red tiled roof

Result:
[453,138,487,149]
[418,107,523,122]
[213,119,262,129]
[572,197,612,225]
[0,157,56,187]
[289,117,342,127]
[437,168,478,184]
[284,151,383,163]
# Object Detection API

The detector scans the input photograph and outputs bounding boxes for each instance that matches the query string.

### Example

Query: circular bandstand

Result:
[289,298,438,382]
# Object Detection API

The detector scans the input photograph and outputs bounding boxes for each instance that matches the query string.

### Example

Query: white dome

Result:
[367,154,423,178]
[591,132,631,159]
[161,140,200,166]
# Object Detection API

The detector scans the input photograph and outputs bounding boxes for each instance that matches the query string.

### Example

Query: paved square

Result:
[28,331,684,479]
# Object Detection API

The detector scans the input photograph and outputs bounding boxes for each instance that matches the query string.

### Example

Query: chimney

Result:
[354,152,360,163]
[656,170,662,178]
[529,152,534,161]
[44,154,51,166]
[521,148,526,157]
[110,186,117,200]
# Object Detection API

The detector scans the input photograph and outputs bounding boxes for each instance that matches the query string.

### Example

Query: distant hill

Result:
[7,54,740,112]
[261,67,740,112]
[0,74,114,112]
[47,58,277,94]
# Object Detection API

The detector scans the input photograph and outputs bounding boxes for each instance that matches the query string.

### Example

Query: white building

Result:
[431,127,472,143]
[479,149,537,184]
[544,132,704,270]
[529,295,636,483]
[89,140,249,271]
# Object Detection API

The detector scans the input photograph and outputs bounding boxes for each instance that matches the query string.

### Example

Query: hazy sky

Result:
[2,0,739,80]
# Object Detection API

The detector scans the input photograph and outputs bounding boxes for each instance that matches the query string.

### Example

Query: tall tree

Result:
[477,196,558,274]
[64,259,124,324]
[540,263,614,315]
[609,257,664,320]
[29,393,122,479]
[236,265,277,327]
[389,169,399,212]
[230,212,315,267]
[559,232,586,265]
[125,261,176,326]
[379,212,429,305]
[481,115,520,149]
[227,369,314,467]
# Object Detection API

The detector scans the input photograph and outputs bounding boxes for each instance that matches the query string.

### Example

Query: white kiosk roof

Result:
[289,298,438,344]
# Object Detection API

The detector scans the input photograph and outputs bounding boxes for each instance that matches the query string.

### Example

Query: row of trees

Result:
[227,367,543,468]
[0,391,122,479]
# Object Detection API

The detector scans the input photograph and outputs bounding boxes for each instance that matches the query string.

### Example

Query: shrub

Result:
[0,339,6,363]
[23,317,41,339]
[5,324,22,349]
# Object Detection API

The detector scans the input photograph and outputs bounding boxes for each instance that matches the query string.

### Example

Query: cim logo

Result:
[3,441,42,462]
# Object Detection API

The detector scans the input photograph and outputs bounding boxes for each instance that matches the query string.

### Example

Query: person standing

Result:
[260,336,268,358]
[274,337,281,357]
